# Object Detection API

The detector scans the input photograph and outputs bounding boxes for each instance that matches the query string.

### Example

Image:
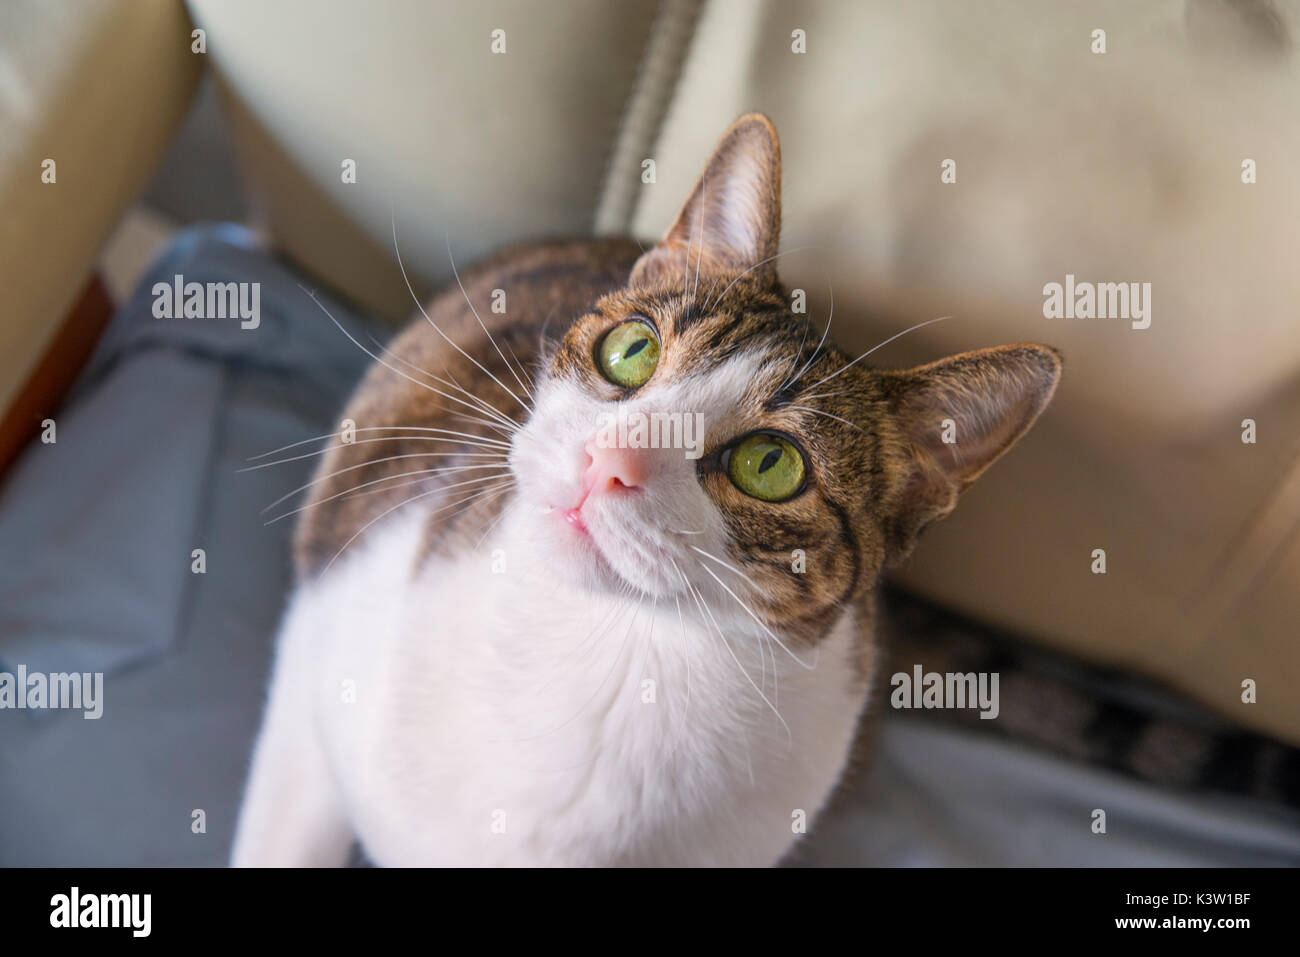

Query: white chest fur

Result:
[237,505,870,867]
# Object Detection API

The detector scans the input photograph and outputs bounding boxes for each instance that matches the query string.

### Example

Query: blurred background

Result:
[1,0,1298,865]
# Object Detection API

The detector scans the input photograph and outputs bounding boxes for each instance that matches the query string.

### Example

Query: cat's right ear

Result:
[630,113,782,289]
[879,344,1063,563]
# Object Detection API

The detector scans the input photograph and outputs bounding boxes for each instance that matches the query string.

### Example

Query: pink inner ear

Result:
[690,160,768,268]
[897,344,1062,491]
[882,345,1061,560]
[909,387,1028,488]
[630,114,782,289]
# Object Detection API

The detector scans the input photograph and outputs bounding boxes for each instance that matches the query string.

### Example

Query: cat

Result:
[231,113,1061,867]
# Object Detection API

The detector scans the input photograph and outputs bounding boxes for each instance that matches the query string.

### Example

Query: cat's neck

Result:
[398,496,869,752]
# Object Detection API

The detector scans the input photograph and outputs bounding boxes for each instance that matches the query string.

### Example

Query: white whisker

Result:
[790,390,844,403]
[368,334,523,434]
[673,558,790,747]
[262,457,509,515]
[240,437,508,473]
[319,477,515,577]
[705,245,816,312]
[786,405,863,433]
[808,314,953,389]
[778,306,814,393]
[785,276,835,389]
[300,285,522,433]
[269,469,509,526]
[689,545,818,670]
[247,427,509,463]
[445,235,536,404]
[390,208,533,415]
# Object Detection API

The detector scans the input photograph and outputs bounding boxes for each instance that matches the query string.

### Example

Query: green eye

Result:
[598,320,660,388]
[726,434,806,502]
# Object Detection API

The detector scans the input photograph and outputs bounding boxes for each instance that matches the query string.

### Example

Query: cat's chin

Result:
[525,504,670,599]
[531,505,629,594]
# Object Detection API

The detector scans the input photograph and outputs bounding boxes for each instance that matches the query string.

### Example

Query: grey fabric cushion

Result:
[793,720,1300,867]
[0,225,377,864]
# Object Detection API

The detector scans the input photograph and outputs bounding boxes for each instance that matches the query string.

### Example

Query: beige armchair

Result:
[4,0,1298,746]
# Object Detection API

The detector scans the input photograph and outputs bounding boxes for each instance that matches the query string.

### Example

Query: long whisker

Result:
[247,426,510,462]
[441,408,517,440]
[300,285,522,432]
[790,390,845,403]
[445,235,535,405]
[297,468,505,511]
[262,458,508,515]
[702,274,721,312]
[778,304,813,393]
[689,545,818,670]
[785,276,835,389]
[319,477,515,578]
[268,469,509,526]
[390,208,533,415]
[502,338,536,392]
[537,301,562,351]
[368,334,522,434]
[445,481,516,541]
[786,405,863,433]
[269,470,512,527]
[241,440,507,474]
[673,558,790,745]
[807,315,953,390]
[705,245,817,312]
[472,493,515,549]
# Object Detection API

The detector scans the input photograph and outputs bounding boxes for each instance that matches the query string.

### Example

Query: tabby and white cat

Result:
[232,114,1061,866]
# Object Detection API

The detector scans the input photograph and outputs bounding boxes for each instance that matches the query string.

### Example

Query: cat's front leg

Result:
[231,602,352,867]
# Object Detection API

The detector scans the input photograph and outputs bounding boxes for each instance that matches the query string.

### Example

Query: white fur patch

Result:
[234,351,872,866]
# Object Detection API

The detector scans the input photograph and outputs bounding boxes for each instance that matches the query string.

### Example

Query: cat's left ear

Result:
[881,344,1063,562]
[630,113,782,288]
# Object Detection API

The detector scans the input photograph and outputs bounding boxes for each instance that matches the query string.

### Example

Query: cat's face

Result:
[510,115,1061,634]
[510,281,879,628]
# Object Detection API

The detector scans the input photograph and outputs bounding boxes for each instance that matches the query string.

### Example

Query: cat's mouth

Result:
[545,495,643,589]
[562,507,590,535]
[518,438,694,597]
[551,466,627,566]
[555,497,609,555]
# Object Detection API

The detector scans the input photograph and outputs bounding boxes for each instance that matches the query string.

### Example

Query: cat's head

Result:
[510,114,1060,633]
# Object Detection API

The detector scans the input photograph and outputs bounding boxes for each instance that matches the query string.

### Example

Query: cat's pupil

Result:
[758,448,782,474]
[624,337,648,359]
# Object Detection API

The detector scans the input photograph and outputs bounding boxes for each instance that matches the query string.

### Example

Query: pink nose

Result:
[582,439,649,497]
